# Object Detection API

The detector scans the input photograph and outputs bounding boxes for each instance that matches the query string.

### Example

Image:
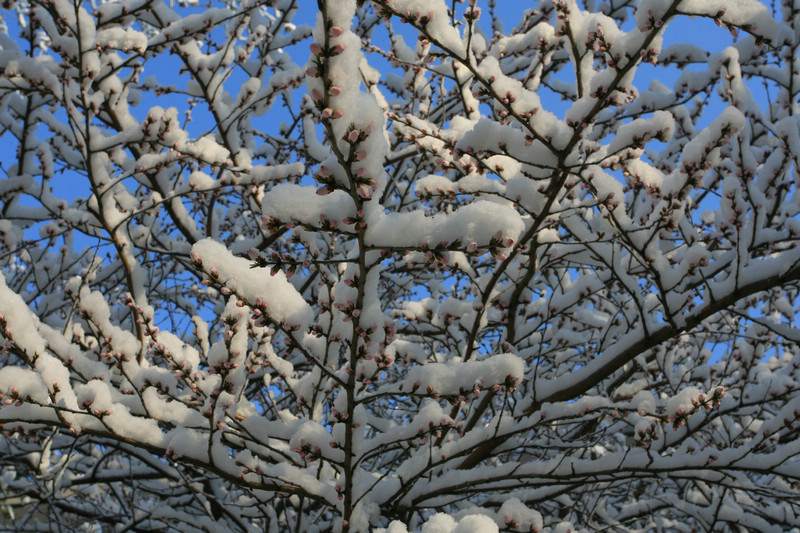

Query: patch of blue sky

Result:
[1,1,788,361]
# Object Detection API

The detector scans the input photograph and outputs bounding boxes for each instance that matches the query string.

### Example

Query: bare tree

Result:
[0,0,799,531]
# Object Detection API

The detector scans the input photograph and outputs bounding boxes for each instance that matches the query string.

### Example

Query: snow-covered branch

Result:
[1,0,799,531]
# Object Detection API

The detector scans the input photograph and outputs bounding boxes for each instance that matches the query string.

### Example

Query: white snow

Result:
[365,200,524,250]
[192,239,314,332]
[402,353,524,396]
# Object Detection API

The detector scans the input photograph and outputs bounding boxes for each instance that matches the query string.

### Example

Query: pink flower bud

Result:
[357,185,372,199]
[329,26,344,37]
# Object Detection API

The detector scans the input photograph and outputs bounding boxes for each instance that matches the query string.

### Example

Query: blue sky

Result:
[0,1,749,192]
[0,1,772,343]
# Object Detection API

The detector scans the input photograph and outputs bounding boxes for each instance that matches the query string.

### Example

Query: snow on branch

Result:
[1,0,800,531]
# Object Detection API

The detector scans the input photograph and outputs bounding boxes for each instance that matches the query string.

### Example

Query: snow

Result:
[497,498,543,531]
[262,183,356,229]
[375,521,409,533]
[420,514,457,533]
[290,420,345,463]
[0,367,51,405]
[75,379,113,414]
[414,174,505,198]
[96,27,147,54]
[452,515,498,533]
[666,386,702,416]
[77,287,141,362]
[1,0,799,530]
[101,402,165,447]
[187,136,230,166]
[606,110,673,156]
[383,0,466,57]
[365,200,524,250]
[141,387,206,427]
[662,106,745,197]
[0,274,48,357]
[402,353,524,396]
[677,0,786,44]
[191,239,314,332]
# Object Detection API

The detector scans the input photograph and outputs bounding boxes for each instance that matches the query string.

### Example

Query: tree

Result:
[0,0,799,530]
